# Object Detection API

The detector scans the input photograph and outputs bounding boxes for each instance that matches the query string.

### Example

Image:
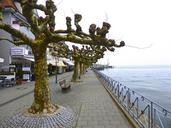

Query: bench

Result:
[58,79,71,91]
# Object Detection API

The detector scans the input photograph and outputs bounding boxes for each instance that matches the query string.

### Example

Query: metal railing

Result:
[93,69,171,128]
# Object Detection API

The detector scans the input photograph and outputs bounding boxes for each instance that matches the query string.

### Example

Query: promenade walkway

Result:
[51,70,133,128]
[0,70,133,128]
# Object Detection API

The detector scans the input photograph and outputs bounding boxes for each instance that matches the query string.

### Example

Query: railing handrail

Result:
[93,69,171,128]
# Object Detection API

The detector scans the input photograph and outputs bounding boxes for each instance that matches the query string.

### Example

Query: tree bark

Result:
[80,62,83,75]
[72,60,80,82]
[28,45,57,114]
[83,64,86,74]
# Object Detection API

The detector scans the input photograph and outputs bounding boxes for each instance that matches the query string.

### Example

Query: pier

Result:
[92,64,113,70]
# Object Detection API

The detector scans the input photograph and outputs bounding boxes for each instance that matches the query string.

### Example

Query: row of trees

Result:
[0,0,124,114]
[49,42,108,82]
[71,45,105,82]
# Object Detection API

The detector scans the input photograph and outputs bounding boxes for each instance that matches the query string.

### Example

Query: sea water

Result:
[101,65,171,110]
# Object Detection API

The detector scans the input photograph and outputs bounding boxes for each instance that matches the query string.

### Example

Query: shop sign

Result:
[22,67,31,71]
[23,74,30,80]
[11,47,25,56]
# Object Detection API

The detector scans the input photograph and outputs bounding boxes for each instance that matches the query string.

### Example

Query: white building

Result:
[0,0,34,80]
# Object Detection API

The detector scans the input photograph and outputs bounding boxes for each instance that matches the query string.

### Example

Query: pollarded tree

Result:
[71,45,91,82]
[48,41,70,58]
[79,45,105,75]
[0,0,124,114]
[48,41,69,80]
[71,45,81,82]
[71,45,106,82]
[79,46,92,75]
[82,46,107,71]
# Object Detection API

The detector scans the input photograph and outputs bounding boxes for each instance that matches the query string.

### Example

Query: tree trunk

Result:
[80,62,83,75]
[28,45,57,114]
[72,60,80,82]
[83,64,86,74]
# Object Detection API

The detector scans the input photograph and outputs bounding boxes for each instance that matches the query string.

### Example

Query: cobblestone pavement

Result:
[0,106,75,128]
[0,70,133,128]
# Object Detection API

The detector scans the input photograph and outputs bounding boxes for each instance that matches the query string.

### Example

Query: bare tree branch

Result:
[109,40,125,47]
[51,33,120,48]
[33,4,47,13]
[0,37,26,45]
[0,23,33,45]
[20,1,39,32]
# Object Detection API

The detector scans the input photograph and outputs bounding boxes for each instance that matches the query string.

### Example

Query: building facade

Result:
[0,0,74,81]
[0,0,34,80]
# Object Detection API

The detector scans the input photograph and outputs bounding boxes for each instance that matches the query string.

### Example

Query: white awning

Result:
[24,57,34,62]
[47,59,56,65]
[47,60,67,67]
[57,61,67,67]
[60,58,74,66]
[0,58,4,63]
[65,61,74,66]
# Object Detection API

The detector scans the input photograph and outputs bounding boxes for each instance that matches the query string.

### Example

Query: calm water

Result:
[101,65,171,110]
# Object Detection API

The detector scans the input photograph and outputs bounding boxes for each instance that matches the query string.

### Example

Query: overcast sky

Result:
[39,0,171,66]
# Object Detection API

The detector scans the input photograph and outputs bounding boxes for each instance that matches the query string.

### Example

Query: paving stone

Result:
[0,107,75,128]
[77,120,88,127]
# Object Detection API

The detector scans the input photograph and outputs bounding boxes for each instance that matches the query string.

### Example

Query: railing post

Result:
[151,102,154,128]
[112,81,115,91]
[148,105,151,128]
[127,89,131,110]
[117,84,120,99]
[153,108,156,128]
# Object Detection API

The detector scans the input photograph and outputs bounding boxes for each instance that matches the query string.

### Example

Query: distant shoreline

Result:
[113,65,171,69]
